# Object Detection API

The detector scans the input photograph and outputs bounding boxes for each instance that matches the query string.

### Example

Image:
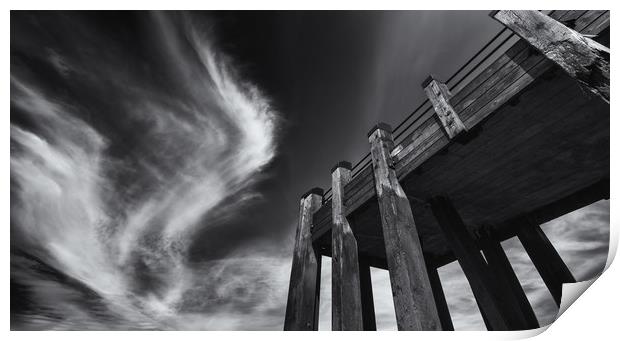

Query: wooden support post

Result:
[359,256,377,331]
[331,161,364,331]
[491,10,609,103]
[424,259,454,331]
[517,221,576,307]
[284,188,324,331]
[422,75,467,139]
[368,123,441,331]
[429,196,509,330]
[476,227,540,329]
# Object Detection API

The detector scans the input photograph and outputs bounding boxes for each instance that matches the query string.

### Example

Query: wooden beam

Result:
[491,10,609,103]
[359,256,377,331]
[368,123,441,331]
[476,227,540,330]
[424,259,454,331]
[422,75,467,139]
[517,221,576,307]
[284,188,324,331]
[331,162,364,331]
[429,196,509,330]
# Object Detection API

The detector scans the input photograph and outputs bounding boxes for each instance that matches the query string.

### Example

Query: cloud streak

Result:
[11,12,280,330]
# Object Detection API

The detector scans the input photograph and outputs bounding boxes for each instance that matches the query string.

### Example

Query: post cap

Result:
[488,10,500,18]
[367,122,393,137]
[421,74,439,88]
[301,187,324,199]
[331,161,352,173]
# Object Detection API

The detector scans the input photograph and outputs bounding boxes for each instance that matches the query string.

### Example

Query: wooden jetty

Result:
[284,10,610,331]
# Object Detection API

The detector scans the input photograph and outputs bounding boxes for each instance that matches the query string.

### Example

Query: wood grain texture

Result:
[331,165,364,330]
[423,77,467,139]
[368,125,441,331]
[492,10,609,103]
[284,192,323,330]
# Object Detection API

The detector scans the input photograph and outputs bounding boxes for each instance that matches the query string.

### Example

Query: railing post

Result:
[331,161,364,331]
[284,188,324,331]
[490,10,609,103]
[429,196,509,330]
[517,220,576,307]
[422,75,467,139]
[368,123,441,331]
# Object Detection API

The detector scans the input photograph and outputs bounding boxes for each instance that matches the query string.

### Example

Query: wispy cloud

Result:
[11,12,280,330]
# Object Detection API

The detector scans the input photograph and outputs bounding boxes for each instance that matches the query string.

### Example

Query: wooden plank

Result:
[331,162,364,330]
[453,42,534,114]
[392,112,438,164]
[422,75,467,139]
[573,10,607,32]
[491,10,609,103]
[368,123,442,331]
[396,125,449,179]
[344,173,374,207]
[451,40,528,107]
[345,185,376,215]
[284,188,324,331]
[344,165,373,196]
[464,58,554,129]
[579,11,610,37]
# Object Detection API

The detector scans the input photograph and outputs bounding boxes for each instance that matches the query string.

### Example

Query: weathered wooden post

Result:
[284,188,324,331]
[490,10,609,103]
[424,258,455,331]
[331,161,364,331]
[476,226,539,329]
[517,220,576,307]
[368,123,442,331]
[422,75,467,139]
[429,196,510,330]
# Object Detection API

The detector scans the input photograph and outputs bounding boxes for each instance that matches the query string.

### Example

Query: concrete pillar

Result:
[429,196,509,330]
[359,256,377,331]
[331,162,364,330]
[284,188,324,331]
[517,221,576,307]
[368,123,441,331]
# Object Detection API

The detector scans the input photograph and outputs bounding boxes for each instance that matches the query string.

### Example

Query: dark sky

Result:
[189,10,504,254]
[10,11,609,330]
